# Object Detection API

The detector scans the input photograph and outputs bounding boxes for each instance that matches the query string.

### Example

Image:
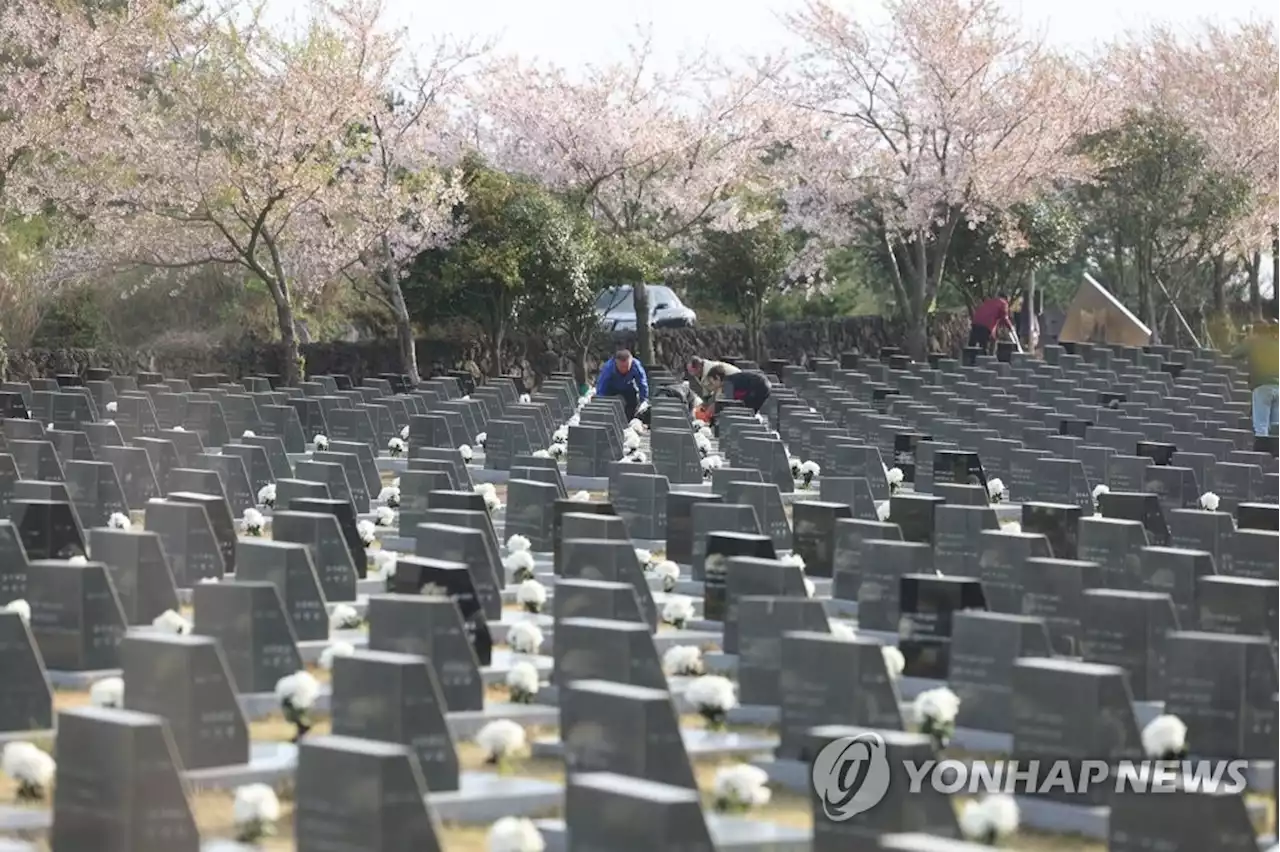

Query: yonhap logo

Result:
[812,732,892,820]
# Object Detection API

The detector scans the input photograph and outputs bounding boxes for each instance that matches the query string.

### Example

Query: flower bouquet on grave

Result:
[371,550,397,591]
[799,460,820,489]
[374,505,397,527]
[89,676,124,708]
[505,661,540,704]
[242,508,266,536]
[487,816,544,852]
[313,434,328,452]
[1092,483,1109,513]
[319,641,356,671]
[1,742,54,802]
[400,425,410,442]
[475,720,528,773]
[700,454,723,479]
[987,477,1007,504]
[788,455,802,479]
[378,484,401,508]
[329,603,363,632]
[257,483,276,508]
[3,599,30,623]
[1198,491,1220,512]
[913,687,960,751]
[661,596,694,629]
[356,519,377,548]
[517,579,547,614]
[662,645,704,677]
[508,621,544,655]
[107,511,132,530]
[959,794,1020,846]
[1141,714,1188,761]
[475,483,502,513]
[712,764,771,813]
[153,608,191,634]
[504,548,537,583]
[549,442,567,459]
[653,560,680,592]
[885,466,905,494]
[685,675,738,732]
[275,671,320,743]
[388,437,406,458]
[458,444,472,462]
[233,783,281,843]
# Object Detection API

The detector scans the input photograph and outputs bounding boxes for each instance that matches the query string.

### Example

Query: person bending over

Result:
[595,348,649,420]
[969,293,1014,353]
[706,364,771,414]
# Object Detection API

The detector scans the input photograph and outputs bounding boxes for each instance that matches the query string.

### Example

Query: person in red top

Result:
[969,293,1014,353]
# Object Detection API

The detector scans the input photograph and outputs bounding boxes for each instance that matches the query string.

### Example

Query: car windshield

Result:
[595,288,633,312]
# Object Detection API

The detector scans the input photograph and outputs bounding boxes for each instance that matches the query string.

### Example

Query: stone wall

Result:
[2,313,970,384]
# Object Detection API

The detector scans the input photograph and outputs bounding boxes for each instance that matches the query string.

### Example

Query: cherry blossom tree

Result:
[779,0,1105,356]
[338,40,484,383]
[88,0,449,385]
[472,36,779,363]
[0,0,179,353]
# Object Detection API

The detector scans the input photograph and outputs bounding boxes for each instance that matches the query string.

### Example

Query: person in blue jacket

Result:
[595,348,649,420]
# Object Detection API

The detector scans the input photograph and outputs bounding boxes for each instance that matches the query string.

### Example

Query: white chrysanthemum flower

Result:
[552,425,569,443]
[886,467,905,486]
[568,412,581,425]
[695,432,712,455]
[400,424,410,441]
[172,425,185,432]
[505,662,540,704]
[627,418,646,436]
[257,483,276,508]
[374,505,396,527]
[1092,483,1110,500]
[107,512,132,530]
[987,478,1006,502]
[876,502,891,521]
[199,576,220,584]
[549,443,567,459]
[371,549,397,578]
[531,448,551,459]
[329,603,361,631]
[69,554,88,565]
[803,577,816,598]
[685,674,739,717]
[274,670,320,711]
[242,430,256,439]
[634,548,653,568]
[378,485,401,508]
[387,437,407,457]
[662,645,704,677]
[1,741,55,800]
[519,393,531,404]
[504,549,537,582]
[1198,492,1220,512]
[662,596,695,628]
[458,444,473,462]
[474,482,496,498]
[782,552,806,571]
[506,534,531,554]
[475,431,488,447]
[105,401,118,413]
[242,507,265,536]
[914,687,961,726]
[700,454,723,475]
[508,621,544,655]
[882,646,906,679]
[89,676,124,709]
[152,609,191,635]
[1141,714,1188,759]
[1001,521,1022,534]
[789,455,802,476]
[319,641,356,671]
[233,783,281,843]
[486,816,545,852]
[653,560,680,592]
[483,489,502,512]
[103,419,115,425]
[625,450,647,463]
[830,622,857,640]
[313,434,328,451]
[800,460,820,477]
[960,794,1020,844]
[570,490,591,502]
[712,763,772,812]
[475,719,528,764]
[3,599,30,624]
[623,431,642,452]
[356,519,377,546]
[517,579,547,613]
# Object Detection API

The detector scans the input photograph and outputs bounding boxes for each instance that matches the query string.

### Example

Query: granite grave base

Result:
[532,814,811,852]
[532,729,777,761]
[182,741,298,791]
[428,771,563,823]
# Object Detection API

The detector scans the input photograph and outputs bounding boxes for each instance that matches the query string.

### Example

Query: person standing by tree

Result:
[969,293,1015,354]
[1246,320,1279,438]
[595,349,649,421]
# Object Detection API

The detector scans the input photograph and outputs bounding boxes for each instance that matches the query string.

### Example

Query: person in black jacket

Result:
[706,364,771,414]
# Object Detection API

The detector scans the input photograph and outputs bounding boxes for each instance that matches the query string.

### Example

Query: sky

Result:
[265,0,1278,69]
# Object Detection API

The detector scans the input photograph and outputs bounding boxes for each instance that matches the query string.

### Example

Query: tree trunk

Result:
[1211,254,1226,315]
[1024,268,1037,351]
[572,344,588,390]
[1250,250,1262,318]
[387,282,420,385]
[1272,227,1279,318]
[633,282,653,364]
[270,288,300,386]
